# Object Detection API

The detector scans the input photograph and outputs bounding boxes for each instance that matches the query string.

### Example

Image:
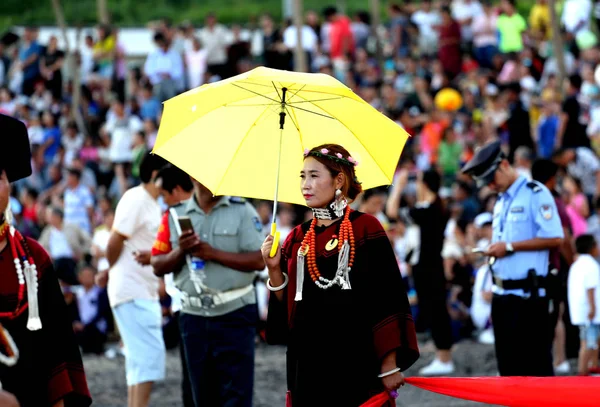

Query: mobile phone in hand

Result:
[177,216,194,233]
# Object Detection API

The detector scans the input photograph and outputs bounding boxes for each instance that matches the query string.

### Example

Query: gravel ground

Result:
[84,339,512,407]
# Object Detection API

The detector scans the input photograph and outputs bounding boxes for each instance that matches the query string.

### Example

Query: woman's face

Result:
[0,170,10,217]
[300,157,342,208]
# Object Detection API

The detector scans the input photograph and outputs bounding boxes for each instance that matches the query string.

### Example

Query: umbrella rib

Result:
[289,104,335,119]
[293,92,390,180]
[285,84,305,103]
[283,106,300,131]
[271,82,283,102]
[231,83,281,104]
[287,103,306,149]
[235,81,273,88]
[212,104,273,195]
[287,97,345,104]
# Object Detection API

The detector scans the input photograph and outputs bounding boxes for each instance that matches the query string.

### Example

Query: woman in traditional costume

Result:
[261,144,419,406]
[0,114,91,406]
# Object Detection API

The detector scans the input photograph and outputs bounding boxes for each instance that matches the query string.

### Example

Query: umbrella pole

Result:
[269,88,288,257]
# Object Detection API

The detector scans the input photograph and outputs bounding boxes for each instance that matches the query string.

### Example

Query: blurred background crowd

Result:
[1,0,600,377]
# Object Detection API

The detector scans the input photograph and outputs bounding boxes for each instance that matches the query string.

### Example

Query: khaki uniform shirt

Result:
[169,196,264,317]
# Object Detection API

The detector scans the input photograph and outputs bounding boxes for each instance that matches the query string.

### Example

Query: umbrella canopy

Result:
[153,66,409,206]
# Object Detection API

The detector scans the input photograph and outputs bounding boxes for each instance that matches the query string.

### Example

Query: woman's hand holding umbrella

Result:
[261,235,287,300]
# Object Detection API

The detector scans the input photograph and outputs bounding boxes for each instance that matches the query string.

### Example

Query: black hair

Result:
[153,32,167,44]
[575,234,596,255]
[455,218,470,235]
[323,6,338,18]
[455,180,473,196]
[422,170,441,194]
[139,152,168,184]
[532,159,559,184]
[595,196,600,210]
[568,74,582,90]
[156,165,193,193]
[50,206,64,219]
[362,186,387,202]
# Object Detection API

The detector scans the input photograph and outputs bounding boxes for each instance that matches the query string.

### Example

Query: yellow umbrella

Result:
[153,66,409,255]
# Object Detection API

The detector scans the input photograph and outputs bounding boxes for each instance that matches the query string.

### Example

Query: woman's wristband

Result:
[378,367,401,378]
[266,272,289,292]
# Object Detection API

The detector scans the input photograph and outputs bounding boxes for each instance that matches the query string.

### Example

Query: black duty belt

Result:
[493,274,546,291]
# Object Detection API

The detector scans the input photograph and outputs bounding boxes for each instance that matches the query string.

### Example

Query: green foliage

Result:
[1,0,541,31]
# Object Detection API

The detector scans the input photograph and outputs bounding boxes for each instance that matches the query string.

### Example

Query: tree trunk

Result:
[549,0,566,98]
[293,0,307,72]
[50,0,87,136]
[369,0,383,70]
[97,0,110,24]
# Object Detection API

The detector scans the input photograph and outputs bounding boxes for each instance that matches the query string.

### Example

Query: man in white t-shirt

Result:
[568,235,600,375]
[452,0,484,43]
[411,0,441,55]
[105,152,167,407]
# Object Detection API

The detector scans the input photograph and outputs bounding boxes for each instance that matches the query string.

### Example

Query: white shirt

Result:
[64,184,94,234]
[185,48,208,89]
[92,226,111,272]
[283,25,318,52]
[411,10,441,40]
[568,147,600,197]
[452,0,484,41]
[49,227,74,259]
[62,133,84,167]
[562,0,592,34]
[471,264,493,330]
[164,272,182,313]
[568,254,600,325]
[471,13,498,47]
[76,285,107,333]
[105,114,143,163]
[199,25,230,65]
[108,186,162,307]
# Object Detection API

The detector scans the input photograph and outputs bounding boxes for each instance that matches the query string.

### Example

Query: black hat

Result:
[461,140,505,188]
[0,114,32,182]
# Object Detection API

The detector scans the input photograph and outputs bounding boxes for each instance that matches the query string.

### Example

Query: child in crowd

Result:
[568,234,600,375]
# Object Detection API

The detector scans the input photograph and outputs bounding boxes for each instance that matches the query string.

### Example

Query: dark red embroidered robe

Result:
[267,211,419,406]
[0,237,91,406]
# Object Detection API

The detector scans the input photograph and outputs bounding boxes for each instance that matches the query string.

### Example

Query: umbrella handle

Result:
[269,223,280,258]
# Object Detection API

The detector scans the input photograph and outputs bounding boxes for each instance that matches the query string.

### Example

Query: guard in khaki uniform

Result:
[152,180,264,407]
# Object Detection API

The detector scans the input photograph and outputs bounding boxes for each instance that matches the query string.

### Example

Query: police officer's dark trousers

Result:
[492,294,554,376]
[179,304,257,407]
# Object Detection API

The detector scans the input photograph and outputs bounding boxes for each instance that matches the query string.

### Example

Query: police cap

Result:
[0,114,32,182]
[461,140,505,188]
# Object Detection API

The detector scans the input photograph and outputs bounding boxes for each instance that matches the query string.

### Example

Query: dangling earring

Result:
[4,205,13,227]
[331,189,347,217]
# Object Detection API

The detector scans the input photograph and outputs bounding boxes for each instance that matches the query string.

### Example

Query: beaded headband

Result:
[304,148,358,168]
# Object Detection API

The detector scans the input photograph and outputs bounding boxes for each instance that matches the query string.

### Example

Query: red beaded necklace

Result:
[300,207,355,285]
[0,228,30,319]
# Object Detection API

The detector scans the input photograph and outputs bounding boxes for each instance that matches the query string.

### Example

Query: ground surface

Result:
[84,339,516,406]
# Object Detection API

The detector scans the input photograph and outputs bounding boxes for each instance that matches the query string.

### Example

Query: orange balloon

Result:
[435,88,463,112]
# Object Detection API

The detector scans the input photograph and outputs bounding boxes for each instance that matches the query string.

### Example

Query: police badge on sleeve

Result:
[540,204,553,220]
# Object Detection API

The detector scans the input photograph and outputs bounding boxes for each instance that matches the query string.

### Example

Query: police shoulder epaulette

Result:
[229,196,246,204]
[526,181,542,193]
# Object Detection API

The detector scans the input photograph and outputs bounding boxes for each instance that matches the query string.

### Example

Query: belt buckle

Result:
[200,294,215,308]
[495,277,503,289]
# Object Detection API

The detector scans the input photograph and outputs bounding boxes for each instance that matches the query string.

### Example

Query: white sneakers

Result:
[554,361,570,374]
[477,328,495,345]
[418,358,455,376]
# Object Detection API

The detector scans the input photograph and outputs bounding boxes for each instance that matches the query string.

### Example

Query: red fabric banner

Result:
[404,377,600,407]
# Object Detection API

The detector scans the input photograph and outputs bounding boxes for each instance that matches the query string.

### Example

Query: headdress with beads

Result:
[304,148,359,168]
